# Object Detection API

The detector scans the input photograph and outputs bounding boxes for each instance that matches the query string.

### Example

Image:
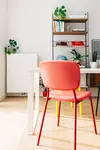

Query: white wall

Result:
[0,0,7,99]
[8,0,55,62]
[7,0,100,62]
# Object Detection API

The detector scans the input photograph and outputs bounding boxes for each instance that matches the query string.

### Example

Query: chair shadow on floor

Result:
[35,134,100,150]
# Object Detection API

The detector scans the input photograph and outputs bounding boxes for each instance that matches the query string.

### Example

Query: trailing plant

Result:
[70,49,89,62]
[39,77,47,91]
[54,5,67,19]
[92,50,97,62]
[5,39,19,55]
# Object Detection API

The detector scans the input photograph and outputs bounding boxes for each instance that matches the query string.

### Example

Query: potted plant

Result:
[54,5,67,19]
[90,50,98,68]
[70,49,89,65]
[4,39,19,55]
[39,77,47,97]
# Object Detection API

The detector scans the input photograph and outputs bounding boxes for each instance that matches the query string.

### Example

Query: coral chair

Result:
[37,61,97,150]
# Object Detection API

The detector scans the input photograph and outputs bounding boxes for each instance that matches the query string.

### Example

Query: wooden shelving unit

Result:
[53,18,88,23]
[53,31,88,35]
[52,13,89,88]
[52,13,89,68]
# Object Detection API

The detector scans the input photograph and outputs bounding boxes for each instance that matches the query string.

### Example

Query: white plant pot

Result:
[90,62,98,68]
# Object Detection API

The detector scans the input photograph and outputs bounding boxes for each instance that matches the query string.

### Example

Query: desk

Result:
[28,67,100,135]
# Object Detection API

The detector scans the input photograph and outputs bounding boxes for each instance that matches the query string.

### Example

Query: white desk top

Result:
[80,68,100,73]
[29,67,100,74]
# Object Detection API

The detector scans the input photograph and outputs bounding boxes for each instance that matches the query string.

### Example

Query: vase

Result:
[42,91,47,97]
[90,62,98,68]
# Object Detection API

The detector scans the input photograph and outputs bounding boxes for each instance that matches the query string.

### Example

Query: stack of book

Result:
[53,21,64,32]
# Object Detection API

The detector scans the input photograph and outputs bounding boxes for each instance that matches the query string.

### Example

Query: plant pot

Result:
[42,91,47,97]
[90,62,98,68]
[74,60,80,65]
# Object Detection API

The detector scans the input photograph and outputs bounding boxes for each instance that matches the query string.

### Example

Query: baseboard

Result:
[7,91,42,97]
[0,94,6,102]
[6,93,27,97]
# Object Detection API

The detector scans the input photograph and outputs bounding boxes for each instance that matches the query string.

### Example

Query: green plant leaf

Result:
[5,49,7,53]
[5,39,19,54]
[17,46,19,49]
[80,55,89,58]
[9,39,13,46]
[59,8,62,13]
[72,49,77,55]
[71,56,76,60]
[63,9,66,12]
[9,39,11,43]
[4,47,7,51]
[8,50,11,55]
[13,48,16,52]
[61,6,65,9]
[5,49,11,55]
[54,6,66,19]
[70,51,76,55]
[54,7,59,16]
[14,41,17,45]
[13,44,15,47]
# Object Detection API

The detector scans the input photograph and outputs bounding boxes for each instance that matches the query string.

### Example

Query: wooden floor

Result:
[1,97,100,150]
[2,96,100,119]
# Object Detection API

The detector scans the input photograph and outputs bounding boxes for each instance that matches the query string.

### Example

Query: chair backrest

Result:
[40,60,80,90]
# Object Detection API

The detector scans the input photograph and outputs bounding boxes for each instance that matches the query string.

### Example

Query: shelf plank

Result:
[53,18,88,23]
[53,32,88,35]
[53,46,87,48]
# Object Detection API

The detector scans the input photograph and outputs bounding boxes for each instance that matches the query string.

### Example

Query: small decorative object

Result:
[68,14,87,19]
[54,5,67,19]
[70,49,89,65]
[71,41,84,47]
[4,39,19,55]
[39,77,47,97]
[66,25,71,32]
[60,41,67,46]
[72,29,85,32]
[90,50,98,68]
[56,41,67,46]
[56,55,68,60]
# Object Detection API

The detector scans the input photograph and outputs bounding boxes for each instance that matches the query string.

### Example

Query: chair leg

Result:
[57,101,61,126]
[79,102,83,115]
[37,98,49,146]
[95,87,100,116]
[56,101,59,117]
[89,97,97,134]
[70,102,73,108]
[78,86,83,115]
[74,101,77,150]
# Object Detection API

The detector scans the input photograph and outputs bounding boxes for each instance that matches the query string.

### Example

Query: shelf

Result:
[53,41,89,48]
[53,32,88,35]
[53,18,88,23]
[80,85,88,89]
[54,45,86,48]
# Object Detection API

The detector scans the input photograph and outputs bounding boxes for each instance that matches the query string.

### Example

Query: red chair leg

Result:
[74,101,77,150]
[37,97,49,146]
[89,97,97,134]
[57,101,61,126]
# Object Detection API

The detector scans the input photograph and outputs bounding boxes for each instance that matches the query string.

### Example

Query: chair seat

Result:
[50,90,91,102]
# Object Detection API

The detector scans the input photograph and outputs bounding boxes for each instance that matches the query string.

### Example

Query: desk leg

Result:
[28,72,40,135]
[28,72,34,135]
[34,72,40,132]
[34,72,39,112]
